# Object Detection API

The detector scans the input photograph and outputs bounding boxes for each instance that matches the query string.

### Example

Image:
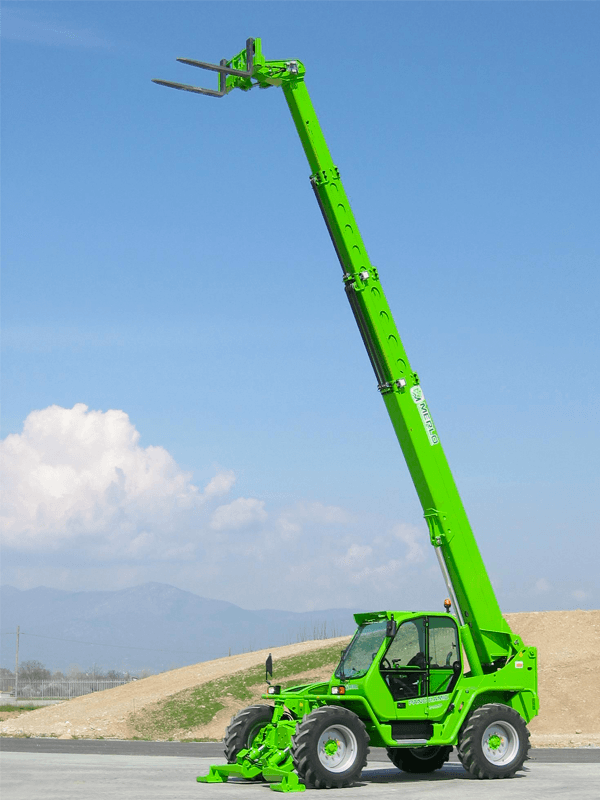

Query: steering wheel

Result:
[380,658,392,670]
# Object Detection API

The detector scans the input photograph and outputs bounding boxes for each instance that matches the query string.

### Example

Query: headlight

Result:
[331,685,346,695]
[267,685,281,695]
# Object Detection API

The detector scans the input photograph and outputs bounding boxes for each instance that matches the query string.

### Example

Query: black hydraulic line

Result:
[310,179,346,273]
[344,282,388,387]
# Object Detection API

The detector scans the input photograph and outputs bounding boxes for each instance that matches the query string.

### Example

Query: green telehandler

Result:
[154,38,539,792]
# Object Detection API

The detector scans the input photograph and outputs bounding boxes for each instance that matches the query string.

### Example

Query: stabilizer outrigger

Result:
[197,705,304,793]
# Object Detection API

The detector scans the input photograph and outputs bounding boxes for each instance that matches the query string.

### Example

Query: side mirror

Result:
[265,653,273,685]
[386,617,397,638]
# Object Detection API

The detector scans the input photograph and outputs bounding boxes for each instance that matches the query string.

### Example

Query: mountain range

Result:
[0,583,357,674]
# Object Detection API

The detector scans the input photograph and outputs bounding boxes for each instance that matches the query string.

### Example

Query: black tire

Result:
[292,705,369,789]
[386,745,452,773]
[457,703,530,779]
[223,704,274,763]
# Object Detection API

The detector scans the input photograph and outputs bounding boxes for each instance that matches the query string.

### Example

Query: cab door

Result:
[425,615,461,720]
[380,616,429,721]
[380,615,461,722]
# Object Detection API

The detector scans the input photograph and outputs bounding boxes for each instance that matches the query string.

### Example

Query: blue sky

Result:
[1,1,599,614]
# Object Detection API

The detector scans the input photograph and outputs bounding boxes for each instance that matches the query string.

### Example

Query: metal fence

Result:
[0,678,129,700]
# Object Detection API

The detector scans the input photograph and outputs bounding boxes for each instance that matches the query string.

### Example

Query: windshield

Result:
[335,621,388,680]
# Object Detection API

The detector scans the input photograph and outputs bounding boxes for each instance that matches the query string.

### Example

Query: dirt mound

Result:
[1,611,598,746]
[506,610,599,747]
[0,637,348,741]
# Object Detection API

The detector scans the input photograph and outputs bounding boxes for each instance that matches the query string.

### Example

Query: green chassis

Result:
[197,610,537,792]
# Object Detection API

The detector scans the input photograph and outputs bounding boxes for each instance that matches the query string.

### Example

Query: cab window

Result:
[428,616,460,695]
[385,618,426,667]
[381,618,427,701]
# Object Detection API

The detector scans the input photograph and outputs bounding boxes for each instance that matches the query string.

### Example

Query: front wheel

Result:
[387,745,452,773]
[292,705,369,789]
[457,703,530,778]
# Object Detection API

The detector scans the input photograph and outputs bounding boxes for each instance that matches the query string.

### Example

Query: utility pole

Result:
[14,626,20,699]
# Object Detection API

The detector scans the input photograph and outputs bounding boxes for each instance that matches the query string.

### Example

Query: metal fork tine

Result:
[151,79,225,98]
[152,37,255,99]
[176,58,251,78]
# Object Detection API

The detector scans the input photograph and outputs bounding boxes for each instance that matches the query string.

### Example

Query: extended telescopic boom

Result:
[154,38,523,674]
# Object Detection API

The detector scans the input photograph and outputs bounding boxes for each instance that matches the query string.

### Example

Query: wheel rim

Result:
[317,724,358,773]
[482,721,520,766]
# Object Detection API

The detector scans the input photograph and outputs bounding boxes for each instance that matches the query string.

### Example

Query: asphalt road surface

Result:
[1,738,599,762]
[1,740,598,800]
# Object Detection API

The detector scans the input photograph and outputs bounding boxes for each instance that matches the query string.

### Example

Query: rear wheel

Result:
[292,705,369,788]
[457,703,530,778]
[386,745,452,773]
[223,704,274,763]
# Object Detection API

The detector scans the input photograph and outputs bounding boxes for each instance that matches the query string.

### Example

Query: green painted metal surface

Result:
[153,37,539,791]
[196,710,305,792]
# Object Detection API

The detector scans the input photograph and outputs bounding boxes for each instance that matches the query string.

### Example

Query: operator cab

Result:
[335,612,461,702]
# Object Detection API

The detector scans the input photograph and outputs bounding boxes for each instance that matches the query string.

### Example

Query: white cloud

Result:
[345,560,405,585]
[305,503,350,525]
[333,523,430,592]
[339,544,373,567]
[203,470,236,498]
[572,589,589,602]
[392,523,426,563]
[0,404,234,554]
[276,502,352,541]
[534,577,551,594]
[210,498,268,531]
[1,405,445,611]
[335,542,405,585]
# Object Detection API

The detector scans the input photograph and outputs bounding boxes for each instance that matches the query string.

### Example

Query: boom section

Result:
[153,38,521,671]
[282,77,519,671]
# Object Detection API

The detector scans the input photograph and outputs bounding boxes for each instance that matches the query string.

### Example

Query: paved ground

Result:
[1,743,598,800]
[1,738,599,762]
